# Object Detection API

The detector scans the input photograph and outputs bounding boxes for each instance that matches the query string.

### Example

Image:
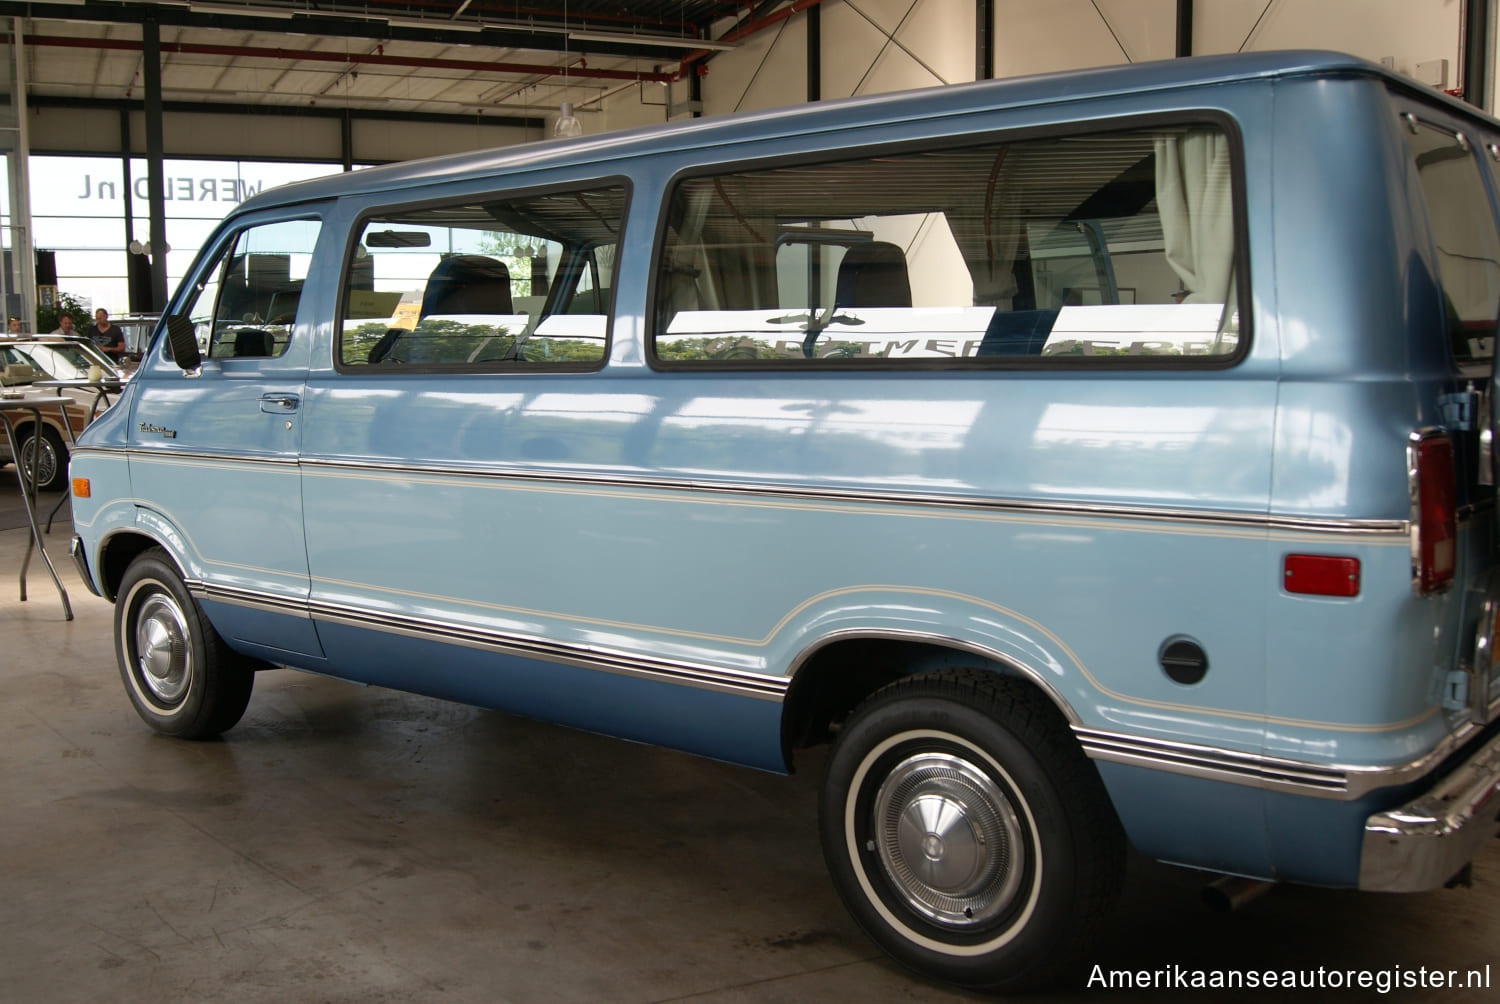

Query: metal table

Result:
[0,394,74,619]
[31,378,125,422]
[29,379,124,533]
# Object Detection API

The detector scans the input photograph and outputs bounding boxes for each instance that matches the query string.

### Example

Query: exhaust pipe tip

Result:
[1202,875,1277,913]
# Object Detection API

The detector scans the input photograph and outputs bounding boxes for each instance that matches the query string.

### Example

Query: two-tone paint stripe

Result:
[96,444,1466,803]
[193,578,1485,803]
[95,445,1416,542]
[191,579,787,702]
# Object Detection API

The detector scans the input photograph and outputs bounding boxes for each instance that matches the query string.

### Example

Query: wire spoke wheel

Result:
[18,426,66,492]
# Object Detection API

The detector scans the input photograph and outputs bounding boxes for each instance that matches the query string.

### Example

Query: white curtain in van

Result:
[1154,130,1234,305]
[942,148,1024,308]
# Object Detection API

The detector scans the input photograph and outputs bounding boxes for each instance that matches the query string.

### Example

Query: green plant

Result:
[36,292,91,335]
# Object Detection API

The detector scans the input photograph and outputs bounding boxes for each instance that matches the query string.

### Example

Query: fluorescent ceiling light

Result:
[320,95,401,106]
[293,9,387,23]
[388,17,482,33]
[162,87,245,97]
[471,102,596,115]
[189,3,294,18]
[567,30,736,51]
[486,22,569,36]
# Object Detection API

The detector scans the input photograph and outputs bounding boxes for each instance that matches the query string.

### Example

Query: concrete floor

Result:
[4,480,1500,1002]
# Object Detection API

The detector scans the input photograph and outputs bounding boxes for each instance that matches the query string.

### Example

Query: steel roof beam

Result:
[28,92,542,131]
[0,1,689,61]
[10,32,675,82]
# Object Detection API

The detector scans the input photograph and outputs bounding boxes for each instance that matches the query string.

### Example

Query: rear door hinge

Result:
[1439,387,1478,430]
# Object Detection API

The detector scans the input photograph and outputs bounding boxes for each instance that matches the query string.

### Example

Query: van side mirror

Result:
[165,314,202,373]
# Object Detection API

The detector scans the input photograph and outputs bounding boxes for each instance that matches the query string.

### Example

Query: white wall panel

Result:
[987,0,1460,91]
[596,82,672,133]
[822,2,898,98]
[852,43,946,96]
[1094,0,1179,63]
[992,0,1174,77]
[820,0,974,97]
[1194,0,1462,88]
[158,110,341,161]
[896,0,978,85]
[702,13,807,117]
[27,106,118,154]
[736,16,811,113]
[351,117,531,163]
[30,104,536,163]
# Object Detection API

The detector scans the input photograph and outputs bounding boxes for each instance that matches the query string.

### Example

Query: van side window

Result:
[339,184,626,369]
[177,218,320,360]
[652,125,1240,365]
[1404,122,1500,369]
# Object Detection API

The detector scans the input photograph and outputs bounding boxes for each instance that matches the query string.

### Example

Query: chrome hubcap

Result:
[873,751,1025,928]
[135,592,191,704]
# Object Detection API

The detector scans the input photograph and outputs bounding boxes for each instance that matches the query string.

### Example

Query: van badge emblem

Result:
[139,422,177,440]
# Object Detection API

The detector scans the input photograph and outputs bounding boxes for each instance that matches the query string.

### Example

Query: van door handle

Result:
[260,393,300,414]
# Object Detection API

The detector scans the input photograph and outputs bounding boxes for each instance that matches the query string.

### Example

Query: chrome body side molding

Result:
[95,447,1408,540]
[1078,714,1500,801]
[188,582,789,702]
[75,446,1418,540]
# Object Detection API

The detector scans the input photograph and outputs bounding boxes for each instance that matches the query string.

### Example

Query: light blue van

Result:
[67,50,1500,990]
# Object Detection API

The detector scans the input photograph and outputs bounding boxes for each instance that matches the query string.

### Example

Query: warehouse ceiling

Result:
[0,0,781,123]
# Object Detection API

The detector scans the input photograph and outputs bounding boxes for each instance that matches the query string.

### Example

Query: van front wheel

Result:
[115,548,254,738]
[819,671,1123,991]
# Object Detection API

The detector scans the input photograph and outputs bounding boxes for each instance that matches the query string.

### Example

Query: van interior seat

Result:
[421,255,514,317]
[834,241,912,309]
[266,282,303,325]
[232,327,274,357]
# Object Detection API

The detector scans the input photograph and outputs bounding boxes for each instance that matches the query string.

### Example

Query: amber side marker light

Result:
[1284,554,1360,597]
[71,477,90,498]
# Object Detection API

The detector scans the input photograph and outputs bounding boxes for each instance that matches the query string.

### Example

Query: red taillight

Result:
[1284,554,1361,597]
[1412,431,1456,595]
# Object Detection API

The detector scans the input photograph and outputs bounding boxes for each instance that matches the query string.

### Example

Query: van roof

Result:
[240,49,1484,214]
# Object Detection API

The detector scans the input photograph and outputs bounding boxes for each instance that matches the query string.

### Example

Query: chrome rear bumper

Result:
[1359,729,1500,891]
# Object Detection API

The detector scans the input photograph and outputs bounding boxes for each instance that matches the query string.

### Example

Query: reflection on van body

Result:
[67,51,1500,991]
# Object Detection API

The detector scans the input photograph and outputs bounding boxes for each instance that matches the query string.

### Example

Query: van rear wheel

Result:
[819,670,1123,991]
[115,548,254,738]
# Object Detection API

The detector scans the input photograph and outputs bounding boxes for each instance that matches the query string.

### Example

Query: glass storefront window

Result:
[26,155,342,315]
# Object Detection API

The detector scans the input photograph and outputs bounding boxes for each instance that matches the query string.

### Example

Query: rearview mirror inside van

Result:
[365,229,432,248]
